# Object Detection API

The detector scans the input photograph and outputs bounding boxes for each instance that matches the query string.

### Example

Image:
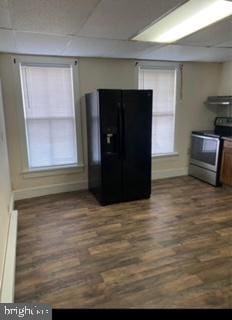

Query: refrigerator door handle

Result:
[117,102,122,158]
[106,133,113,144]
[121,103,125,159]
[118,102,123,159]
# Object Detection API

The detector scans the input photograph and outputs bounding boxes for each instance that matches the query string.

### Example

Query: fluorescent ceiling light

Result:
[133,0,232,43]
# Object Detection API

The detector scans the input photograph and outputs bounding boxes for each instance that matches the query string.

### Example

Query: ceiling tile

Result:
[138,45,232,62]
[63,37,113,57]
[216,41,232,48]
[1,0,231,62]
[0,29,16,52]
[15,32,70,55]
[8,0,100,35]
[0,1,8,8]
[63,36,156,58]
[0,0,11,28]
[79,0,186,40]
[178,17,232,47]
[0,7,11,28]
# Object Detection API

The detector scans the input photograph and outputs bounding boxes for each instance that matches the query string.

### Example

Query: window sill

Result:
[21,164,84,179]
[152,152,179,159]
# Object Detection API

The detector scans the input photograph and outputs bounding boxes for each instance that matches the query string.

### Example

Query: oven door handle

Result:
[191,133,221,171]
[191,134,219,141]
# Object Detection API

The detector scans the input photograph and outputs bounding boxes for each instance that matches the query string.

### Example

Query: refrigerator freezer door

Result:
[86,92,102,202]
[122,90,152,201]
[99,90,123,204]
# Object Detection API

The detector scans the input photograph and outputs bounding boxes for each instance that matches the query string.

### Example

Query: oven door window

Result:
[191,135,218,167]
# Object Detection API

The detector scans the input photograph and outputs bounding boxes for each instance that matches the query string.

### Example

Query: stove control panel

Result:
[215,117,232,127]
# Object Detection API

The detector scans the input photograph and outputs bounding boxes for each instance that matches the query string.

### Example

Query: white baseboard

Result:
[0,210,18,303]
[152,167,188,180]
[13,167,188,201]
[14,180,88,201]
[9,192,14,213]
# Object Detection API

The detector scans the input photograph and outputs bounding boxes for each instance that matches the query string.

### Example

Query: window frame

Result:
[13,55,84,177]
[137,61,181,158]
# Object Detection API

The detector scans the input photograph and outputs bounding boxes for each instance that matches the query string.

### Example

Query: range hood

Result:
[205,96,232,106]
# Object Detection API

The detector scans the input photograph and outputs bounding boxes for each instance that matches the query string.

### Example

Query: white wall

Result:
[0,80,12,296]
[218,61,232,95]
[152,62,220,178]
[0,54,221,199]
[215,61,232,117]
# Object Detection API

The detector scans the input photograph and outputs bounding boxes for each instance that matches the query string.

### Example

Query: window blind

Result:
[139,68,176,155]
[20,64,77,168]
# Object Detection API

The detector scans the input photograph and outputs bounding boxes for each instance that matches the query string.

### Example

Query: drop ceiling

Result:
[0,0,231,62]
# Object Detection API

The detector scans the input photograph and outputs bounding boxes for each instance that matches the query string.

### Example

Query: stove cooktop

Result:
[193,118,232,139]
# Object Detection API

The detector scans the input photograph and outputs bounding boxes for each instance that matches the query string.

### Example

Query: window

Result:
[20,64,78,169]
[139,68,177,155]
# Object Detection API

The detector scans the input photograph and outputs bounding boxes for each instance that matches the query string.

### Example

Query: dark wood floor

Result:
[15,176,232,308]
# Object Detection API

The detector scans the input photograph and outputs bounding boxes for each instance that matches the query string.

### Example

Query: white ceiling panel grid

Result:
[79,0,186,40]
[178,16,232,47]
[15,32,71,55]
[0,0,231,62]
[63,36,158,58]
[8,0,100,35]
[139,45,232,62]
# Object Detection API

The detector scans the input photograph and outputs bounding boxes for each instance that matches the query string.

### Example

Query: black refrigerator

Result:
[86,89,152,205]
